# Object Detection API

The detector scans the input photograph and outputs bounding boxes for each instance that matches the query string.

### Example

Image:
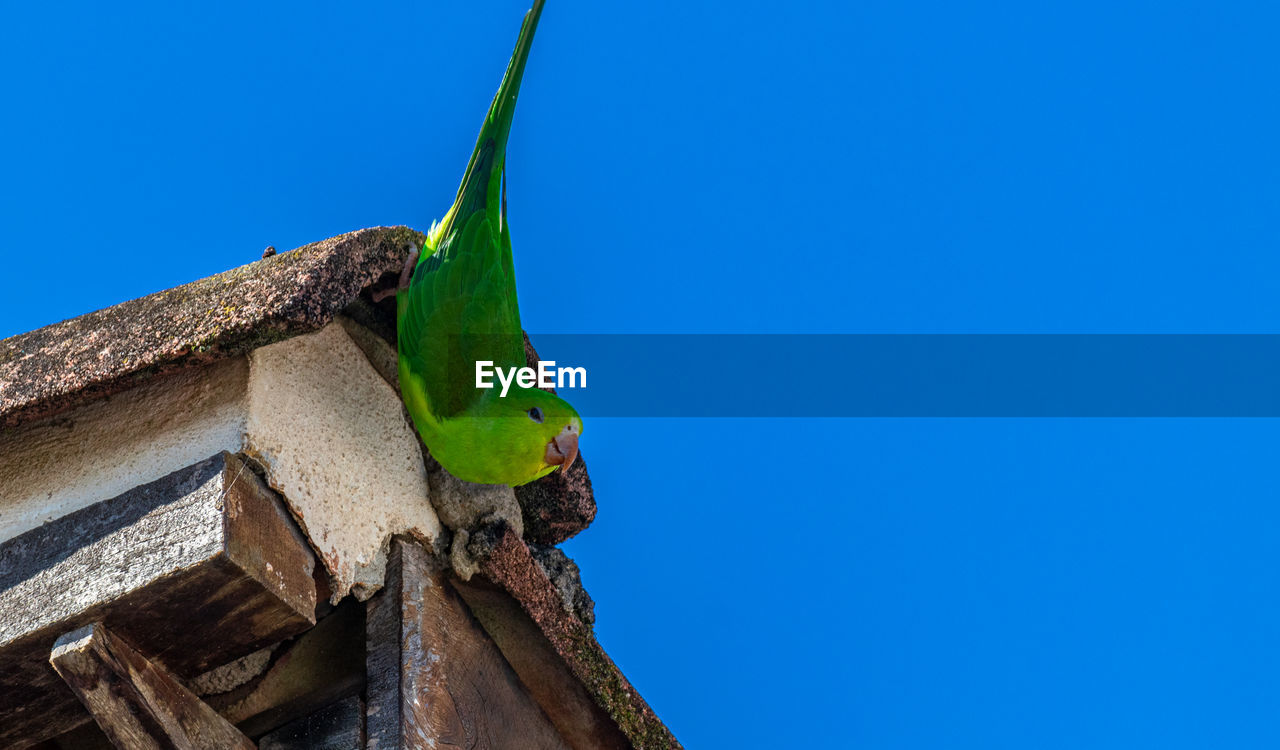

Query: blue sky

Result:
[3,1,1280,747]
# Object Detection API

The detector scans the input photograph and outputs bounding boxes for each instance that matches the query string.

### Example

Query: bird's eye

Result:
[527,407,544,423]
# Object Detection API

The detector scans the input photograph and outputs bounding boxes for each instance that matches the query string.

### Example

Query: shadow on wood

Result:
[365,537,568,750]
[0,453,317,747]
[208,598,365,738]
[258,696,364,750]
[49,622,254,750]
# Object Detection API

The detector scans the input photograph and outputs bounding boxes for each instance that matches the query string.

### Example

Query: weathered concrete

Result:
[0,229,599,559]
[246,323,440,601]
[518,335,597,544]
[0,321,443,604]
[530,543,596,626]
[188,646,276,696]
[516,454,596,545]
[0,357,250,542]
[427,464,522,582]
[0,226,424,430]
[0,224,678,746]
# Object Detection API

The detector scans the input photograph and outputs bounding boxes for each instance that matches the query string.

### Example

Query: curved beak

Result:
[543,425,579,474]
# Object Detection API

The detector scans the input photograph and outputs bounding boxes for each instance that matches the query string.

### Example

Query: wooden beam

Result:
[208,599,365,737]
[450,522,674,748]
[28,721,114,750]
[451,574,633,750]
[365,538,569,750]
[0,452,317,747]
[49,622,255,750]
[258,696,364,750]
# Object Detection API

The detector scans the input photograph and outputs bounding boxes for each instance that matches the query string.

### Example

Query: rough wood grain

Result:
[365,538,568,750]
[208,599,365,737]
[451,574,633,750]
[258,696,364,750]
[49,622,255,750]
[0,452,317,747]
[26,720,114,750]
[453,521,675,749]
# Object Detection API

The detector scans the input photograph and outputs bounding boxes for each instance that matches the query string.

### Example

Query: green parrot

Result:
[394,0,581,487]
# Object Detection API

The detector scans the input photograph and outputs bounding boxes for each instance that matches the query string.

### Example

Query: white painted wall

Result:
[0,322,442,603]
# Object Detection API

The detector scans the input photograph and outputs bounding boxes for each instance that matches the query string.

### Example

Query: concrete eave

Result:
[0,225,676,747]
[0,226,420,431]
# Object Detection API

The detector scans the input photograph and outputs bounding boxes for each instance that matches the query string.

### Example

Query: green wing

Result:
[398,0,544,420]
[399,212,524,419]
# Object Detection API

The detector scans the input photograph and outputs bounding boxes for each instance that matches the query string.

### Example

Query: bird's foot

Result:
[371,245,421,302]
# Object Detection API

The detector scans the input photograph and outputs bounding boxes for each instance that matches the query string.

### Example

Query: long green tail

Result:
[432,0,546,248]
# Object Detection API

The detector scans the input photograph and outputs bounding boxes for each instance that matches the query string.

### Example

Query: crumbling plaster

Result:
[244,322,440,600]
[0,321,444,602]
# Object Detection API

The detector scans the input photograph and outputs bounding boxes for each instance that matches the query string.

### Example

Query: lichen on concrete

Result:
[529,543,595,626]
[0,226,424,431]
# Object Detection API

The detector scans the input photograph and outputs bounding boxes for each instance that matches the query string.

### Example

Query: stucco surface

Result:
[246,324,441,601]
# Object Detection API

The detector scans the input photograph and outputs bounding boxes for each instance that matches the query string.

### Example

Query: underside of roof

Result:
[0,227,678,749]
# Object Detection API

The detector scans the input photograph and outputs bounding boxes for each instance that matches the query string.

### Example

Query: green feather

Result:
[396,0,580,490]
[396,0,542,419]
[398,0,543,420]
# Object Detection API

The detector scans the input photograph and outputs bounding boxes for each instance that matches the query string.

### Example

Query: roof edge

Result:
[0,226,421,430]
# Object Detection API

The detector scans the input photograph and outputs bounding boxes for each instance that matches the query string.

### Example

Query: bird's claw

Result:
[371,245,422,302]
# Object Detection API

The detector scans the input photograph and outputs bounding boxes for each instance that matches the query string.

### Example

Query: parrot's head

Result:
[476,385,582,485]
[513,386,581,477]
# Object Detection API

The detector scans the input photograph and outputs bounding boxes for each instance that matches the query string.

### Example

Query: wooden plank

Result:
[207,598,365,737]
[365,538,569,750]
[258,696,364,750]
[49,622,255,750]
[29,721,114,750]
[0,452,317,747]
[453,522,679,749]
[451,574,633,750]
